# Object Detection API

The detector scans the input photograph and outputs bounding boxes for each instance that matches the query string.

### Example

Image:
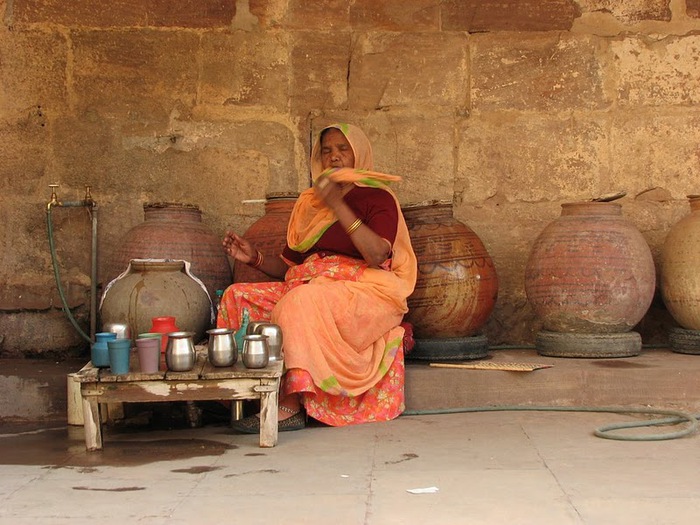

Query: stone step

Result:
[405,348,700,413]
[1,348,699,424]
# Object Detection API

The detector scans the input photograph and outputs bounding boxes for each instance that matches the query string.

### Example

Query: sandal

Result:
[231,406,306,434]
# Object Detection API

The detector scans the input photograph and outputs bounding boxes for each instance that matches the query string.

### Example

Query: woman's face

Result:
[320,128,355,170]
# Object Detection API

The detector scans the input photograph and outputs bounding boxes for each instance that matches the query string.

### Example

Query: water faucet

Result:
[47,184,60,211]
[83,185,96,208]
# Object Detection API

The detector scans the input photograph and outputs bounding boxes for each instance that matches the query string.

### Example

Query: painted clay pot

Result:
[109,202,231,301]
[401,201,498,339]
[233,193,298,284]
[660,195,700,330]
[525,201,655,334]
[100,260,212,344]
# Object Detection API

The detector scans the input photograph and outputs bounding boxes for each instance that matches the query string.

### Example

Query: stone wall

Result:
[2,0,699,357]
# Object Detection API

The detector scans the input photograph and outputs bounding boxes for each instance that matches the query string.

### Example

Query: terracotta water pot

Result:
[401,201,498,339]
[100,260,212,344]
[233,193,298,284]
[661,195,700,330]
[525,201,655,334]
[109,202,232,301]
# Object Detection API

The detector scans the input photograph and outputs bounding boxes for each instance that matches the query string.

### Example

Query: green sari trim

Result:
[291,221,336,253]
[320,375,341,392]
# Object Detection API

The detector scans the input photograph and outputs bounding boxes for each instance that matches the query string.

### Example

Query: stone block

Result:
[11,0,234,28]
[279,0,350,30]
[441,0,581,32]
[289,31,352,115]
[199,32,289,109]
[0,310,88,357]
[689,0,700,18]
[0,30,67,116]
[609,112,700,198]
[576,0,671,23]
[349,32,468,110]
[71,30,199,122]
[457,114,607,203]
[350,0,439,31]
[0,111,50,191]
[471,33,609,112]
[612,35,700,106]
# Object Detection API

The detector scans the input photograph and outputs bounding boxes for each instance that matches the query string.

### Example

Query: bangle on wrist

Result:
[345,218,363,236]
[249,250,264,269]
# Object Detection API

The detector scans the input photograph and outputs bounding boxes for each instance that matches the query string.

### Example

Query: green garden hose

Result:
[47,207,92,344]
[402,405,699,441]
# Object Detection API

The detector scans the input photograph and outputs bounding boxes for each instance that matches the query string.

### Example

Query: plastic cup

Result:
[136,337,161,373]
[107,339,132,375]
[91,332,117,368]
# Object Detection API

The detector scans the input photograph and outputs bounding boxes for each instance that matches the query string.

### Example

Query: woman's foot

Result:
[231,407,306,434]
[278,402,301,421]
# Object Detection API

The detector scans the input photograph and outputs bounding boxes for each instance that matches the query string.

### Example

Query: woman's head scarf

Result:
[310,123,374,178]
[286,123,417,311]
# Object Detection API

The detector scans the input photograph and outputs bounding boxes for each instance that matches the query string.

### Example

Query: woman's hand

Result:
[314,176,346,212]
[222,231,256,265]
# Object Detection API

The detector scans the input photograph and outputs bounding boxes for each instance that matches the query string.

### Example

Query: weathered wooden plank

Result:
[201,359,283,380]
[81,378,266,403]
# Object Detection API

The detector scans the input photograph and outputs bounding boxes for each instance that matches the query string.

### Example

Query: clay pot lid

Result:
[401,199,452,210]
[265,192,300,200]
[144,202,200,211]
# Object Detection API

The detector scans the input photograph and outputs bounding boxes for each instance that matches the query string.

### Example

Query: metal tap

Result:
[47,183,97,210]
[83,185,96,208]
[47,183,60,211]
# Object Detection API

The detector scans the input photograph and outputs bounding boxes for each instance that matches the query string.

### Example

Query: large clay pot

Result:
[402,201,499,339]
[100,260,212,344]
[233,193,298,284]
[109,202,231,301]
[661,195,700,330]
[525,201,655,334]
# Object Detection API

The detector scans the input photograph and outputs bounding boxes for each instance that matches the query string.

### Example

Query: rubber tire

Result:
[408,335,489,361]
[668,327,700,355]
[535,330,642,358]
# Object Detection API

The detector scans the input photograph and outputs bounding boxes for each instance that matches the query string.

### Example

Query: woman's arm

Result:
[222,231,289,279]
[315,179,392,268]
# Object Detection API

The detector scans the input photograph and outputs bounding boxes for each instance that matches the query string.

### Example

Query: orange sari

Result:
[218,123,417,426]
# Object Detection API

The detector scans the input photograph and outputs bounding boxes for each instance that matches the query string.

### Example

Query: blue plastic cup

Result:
[107,338,132,375]
[91,332,117,368]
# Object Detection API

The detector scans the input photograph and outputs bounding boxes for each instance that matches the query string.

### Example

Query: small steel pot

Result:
[242,334,269,369]
[165,331,196,372]
[206,328,237,367]
[254,323,283,361]
[246,320,268,335]
[103,322,132,341]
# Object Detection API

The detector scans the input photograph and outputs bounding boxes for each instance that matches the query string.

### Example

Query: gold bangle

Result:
[345,218,363,236]
[250,250,264,269]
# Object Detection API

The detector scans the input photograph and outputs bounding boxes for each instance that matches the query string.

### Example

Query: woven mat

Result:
[429,361,553,372]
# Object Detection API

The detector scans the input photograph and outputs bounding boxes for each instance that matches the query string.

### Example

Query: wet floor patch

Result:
[224,469,280,477]
[73,485,146,492]
[0,425,236,467]
[171,466,223,474]
[385,453,418,465]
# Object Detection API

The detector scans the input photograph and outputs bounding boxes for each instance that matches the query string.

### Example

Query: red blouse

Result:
[282,186,399,264]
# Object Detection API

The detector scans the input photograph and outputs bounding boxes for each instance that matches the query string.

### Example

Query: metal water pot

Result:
[242,334,269,369]
[206,328,237,367]
[165,331,196,371]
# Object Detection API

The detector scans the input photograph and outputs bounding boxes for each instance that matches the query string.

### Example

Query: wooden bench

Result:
[73,345,283,450]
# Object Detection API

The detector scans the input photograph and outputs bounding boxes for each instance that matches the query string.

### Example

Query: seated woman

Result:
[218,123,417,432]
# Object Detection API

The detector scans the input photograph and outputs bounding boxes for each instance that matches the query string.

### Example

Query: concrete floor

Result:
[1,407,699,524]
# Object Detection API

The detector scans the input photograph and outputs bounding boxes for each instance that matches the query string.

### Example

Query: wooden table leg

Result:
[82,395,103,451]
[257,384,279,448]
